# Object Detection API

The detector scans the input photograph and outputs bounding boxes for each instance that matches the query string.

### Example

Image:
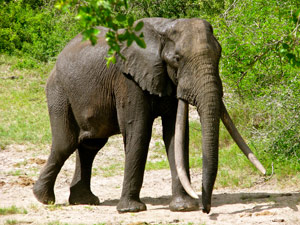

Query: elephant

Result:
[33,18,266,213]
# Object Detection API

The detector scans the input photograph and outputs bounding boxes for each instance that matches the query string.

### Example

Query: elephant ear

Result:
[117,19,174,96]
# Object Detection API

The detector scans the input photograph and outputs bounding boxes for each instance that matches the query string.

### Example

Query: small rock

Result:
[272,219,285,222]
[0,181,5,187]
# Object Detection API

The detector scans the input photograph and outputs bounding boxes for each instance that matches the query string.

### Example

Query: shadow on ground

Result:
[99,192,300,215]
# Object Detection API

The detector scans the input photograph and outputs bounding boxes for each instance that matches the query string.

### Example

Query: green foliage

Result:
[271,127,300,162]
[0,0,82,63]
[224,84,300,171]
[128,0,201,18]
[212,0,299,98]
[56,0,146,66]
[207,0,300,169]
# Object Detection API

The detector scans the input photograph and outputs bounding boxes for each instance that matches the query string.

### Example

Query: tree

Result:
[212,0,300,98]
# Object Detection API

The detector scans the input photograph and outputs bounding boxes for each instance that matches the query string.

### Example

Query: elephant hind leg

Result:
[33,113,78,204]
[33,79,79,204]
[69,138,108,205]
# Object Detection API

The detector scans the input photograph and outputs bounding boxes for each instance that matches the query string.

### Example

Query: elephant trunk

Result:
[175,66,267,213]
[197,74,221,214]
[176,63,222,214]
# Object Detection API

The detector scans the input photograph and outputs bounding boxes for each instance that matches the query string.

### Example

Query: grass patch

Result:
[46,204,63,211]
[188,119,300,189]
[5,220,18,225]
[215,145,261,188]
[99,163,124,177]
[146,159,169,171]
[6,169,24,176]
[189,120,258,188]
[0,205,27,215]
[0,54,52,148]
[47,221,69,225]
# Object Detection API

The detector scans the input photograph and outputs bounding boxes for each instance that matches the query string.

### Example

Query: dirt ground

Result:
[1,116,300,225]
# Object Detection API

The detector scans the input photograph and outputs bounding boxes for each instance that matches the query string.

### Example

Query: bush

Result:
[225,81,300,171]
[0,0,83,62]
[212,0,300,99]
[204,0,300,170]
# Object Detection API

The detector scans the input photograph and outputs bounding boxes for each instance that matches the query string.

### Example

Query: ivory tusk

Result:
[175,99,199,199]
[221,102,266,175]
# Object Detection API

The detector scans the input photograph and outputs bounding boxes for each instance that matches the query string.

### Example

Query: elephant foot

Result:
[33,181,55,204]
[117,197,147,213]
[169,194,200,212]
[69,184,100,205]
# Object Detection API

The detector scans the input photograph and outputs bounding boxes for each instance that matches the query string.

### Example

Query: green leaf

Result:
[134,21,144,32]
[128,16,134,27]
[292,9,300,24]
[82,28,100,45]
[116,14,126,22]
[106,55,116,67]
[118,31,129,42]
[286,53,295,60]
[123,0,128,9]
[280,48,287,53]
[282,43,289,49]
[134,35,146,48]
[127,37,134,47]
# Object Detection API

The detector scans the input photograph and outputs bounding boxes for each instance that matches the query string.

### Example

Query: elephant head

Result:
[117,18,266,213]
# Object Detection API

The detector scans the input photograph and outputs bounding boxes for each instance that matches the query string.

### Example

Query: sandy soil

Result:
[1,116,300,225]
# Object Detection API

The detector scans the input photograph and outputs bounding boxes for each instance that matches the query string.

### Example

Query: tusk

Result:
[221,102,266,175]
[175,99,199,199]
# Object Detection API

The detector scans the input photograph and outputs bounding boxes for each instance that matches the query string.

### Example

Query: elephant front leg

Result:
[117,120,153,213]
[115,77,154,213]
[162,107,200,212]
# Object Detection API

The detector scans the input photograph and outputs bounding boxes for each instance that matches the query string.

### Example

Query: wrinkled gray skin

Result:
[33,18,222,213]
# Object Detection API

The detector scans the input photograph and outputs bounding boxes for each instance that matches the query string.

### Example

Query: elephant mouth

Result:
[174,99,266,202]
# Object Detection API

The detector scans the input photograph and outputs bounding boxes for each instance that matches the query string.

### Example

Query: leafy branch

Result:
[55,0,146,66]
[279,9,300,68]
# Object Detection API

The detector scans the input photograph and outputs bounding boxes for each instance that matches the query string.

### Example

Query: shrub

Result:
[0,0,83,62]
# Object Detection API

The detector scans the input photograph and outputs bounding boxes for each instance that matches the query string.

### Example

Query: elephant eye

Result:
[174,54,181,62]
